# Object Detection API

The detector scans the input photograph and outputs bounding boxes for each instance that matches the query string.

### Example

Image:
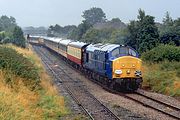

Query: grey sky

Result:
[0,0,179,27]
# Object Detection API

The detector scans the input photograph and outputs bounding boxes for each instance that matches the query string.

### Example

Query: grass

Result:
[0,44,68,120]
[142,61,180,97]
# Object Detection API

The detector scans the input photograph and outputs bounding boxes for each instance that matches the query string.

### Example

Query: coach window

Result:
[75,50,77,56]
[64,46,66,52]
[78,50,80,58]
[71,48,73,55]
[86,53,89,62]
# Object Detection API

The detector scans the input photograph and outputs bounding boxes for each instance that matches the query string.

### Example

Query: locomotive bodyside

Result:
[83,44,117,76]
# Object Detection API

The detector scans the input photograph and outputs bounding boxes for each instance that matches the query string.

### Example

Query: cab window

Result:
[120,47,128,55]
[129,49,137,57]
[111,48,119,58]
[111,46,138,58]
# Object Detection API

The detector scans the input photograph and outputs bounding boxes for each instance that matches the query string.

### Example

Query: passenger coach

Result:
[43,37,62,53]
[67,41,89,65]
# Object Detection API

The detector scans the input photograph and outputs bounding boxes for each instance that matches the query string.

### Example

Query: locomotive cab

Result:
[109,46,142,91]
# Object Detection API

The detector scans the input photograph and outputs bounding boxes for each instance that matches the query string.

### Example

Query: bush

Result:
[142,44,180,62]
[143,62,180,96]
[160,61,180,71]
[0,46,40,90]
[12,26,26,48]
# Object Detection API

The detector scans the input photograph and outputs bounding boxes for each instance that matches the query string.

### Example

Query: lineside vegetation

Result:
[142,45,180,97]
[0,44,68,120]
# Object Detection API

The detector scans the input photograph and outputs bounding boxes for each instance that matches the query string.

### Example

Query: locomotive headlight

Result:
[126,70,131,74]
[115,70,122,75]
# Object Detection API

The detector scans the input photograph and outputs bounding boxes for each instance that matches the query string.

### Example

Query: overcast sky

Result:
[0,0,180,27]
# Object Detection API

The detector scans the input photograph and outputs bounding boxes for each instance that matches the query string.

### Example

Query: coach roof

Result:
[68,41,88,48]
[59,39,73,46]
[43,37,62,43]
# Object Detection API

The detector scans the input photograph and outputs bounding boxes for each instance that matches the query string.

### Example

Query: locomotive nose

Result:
[112,56,142,78]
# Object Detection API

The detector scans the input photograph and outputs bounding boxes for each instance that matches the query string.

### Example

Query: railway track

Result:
[124,90,180,119]
[33,45,120,120]
[136,89,180,111]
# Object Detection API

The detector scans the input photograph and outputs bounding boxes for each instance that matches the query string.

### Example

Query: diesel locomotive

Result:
[28,36,142,91]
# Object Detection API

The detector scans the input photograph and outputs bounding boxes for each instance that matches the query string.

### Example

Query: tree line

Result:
[0,15,25,47]
[47,7,180,55]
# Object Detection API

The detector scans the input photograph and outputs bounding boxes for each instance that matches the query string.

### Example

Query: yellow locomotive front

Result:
[113,56,142,79]
[110,46,142,91]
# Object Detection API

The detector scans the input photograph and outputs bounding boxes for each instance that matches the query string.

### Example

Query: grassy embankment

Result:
[0,44,68,120]
[141,45,180,97]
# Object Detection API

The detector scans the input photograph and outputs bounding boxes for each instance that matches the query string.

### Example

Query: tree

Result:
[0,31,5,42]
[68,21,92,40]
[13,26,26,48]
[81,27,128,44]
[69,7,106,41]
[137,12,159,54]
[126,9,159,54]
[109,29,128,44]
[81,29,101,43]
[47,24,77,38]
[0,15,26,46]
[137,9,145,22]
[163,12,173,26]
[110,18,121,23]
[82,7,106,25]
[0,15,17,33]
[159,12,180,46]
[126,20,138,49]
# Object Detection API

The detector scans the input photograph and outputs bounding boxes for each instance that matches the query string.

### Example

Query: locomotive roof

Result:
[86,43,120,52]
[68,41,88,48]
[59,39,73,46]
